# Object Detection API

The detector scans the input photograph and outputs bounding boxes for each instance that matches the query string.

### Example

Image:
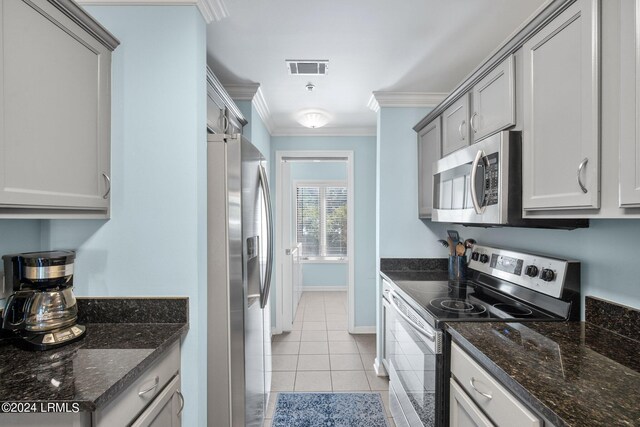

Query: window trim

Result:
[294,179,348,262]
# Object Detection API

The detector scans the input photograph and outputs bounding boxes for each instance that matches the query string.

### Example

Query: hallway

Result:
[267,291,393,426]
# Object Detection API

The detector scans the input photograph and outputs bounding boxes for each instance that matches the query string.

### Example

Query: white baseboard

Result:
[301,286,347,292]
[350,326,376,334]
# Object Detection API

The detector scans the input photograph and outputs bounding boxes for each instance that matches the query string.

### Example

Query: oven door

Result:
[432,131,512,225]
[387,290,442,426]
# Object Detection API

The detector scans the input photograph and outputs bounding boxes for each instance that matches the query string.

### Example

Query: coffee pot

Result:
[1,251,85,350]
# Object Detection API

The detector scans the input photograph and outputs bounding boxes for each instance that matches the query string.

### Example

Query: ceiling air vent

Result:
[286,60,329,76]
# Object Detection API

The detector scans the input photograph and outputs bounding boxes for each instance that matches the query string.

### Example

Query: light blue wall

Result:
[377,107,448,260]
[43,7,207,426]
[271,136,377,327]
[290,161,348,289]
[377,108,640,317]
[301,263,348,287]
[290,162,348,181]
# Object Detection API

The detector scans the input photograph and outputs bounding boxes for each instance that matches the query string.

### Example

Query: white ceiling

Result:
[206,0,546,135]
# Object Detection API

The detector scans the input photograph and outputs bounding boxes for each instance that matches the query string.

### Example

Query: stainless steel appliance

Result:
[1,251,85,350]
[432,131,587,228]
[381,245,580,426]
[207,133,273,427]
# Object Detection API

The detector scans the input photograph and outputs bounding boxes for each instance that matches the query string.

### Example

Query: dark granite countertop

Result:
[447,321,640,427]
[380,257,449,282]
[0,298,188,412]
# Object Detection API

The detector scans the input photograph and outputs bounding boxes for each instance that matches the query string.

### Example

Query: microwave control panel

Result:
[484,153,499,206]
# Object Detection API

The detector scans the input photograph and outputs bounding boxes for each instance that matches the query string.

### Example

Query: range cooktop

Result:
[392,279,560,323]
[384,244,581,327]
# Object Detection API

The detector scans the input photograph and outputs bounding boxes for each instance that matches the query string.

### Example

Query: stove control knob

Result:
[524,265,539,278]
[471,251,480,261]
[479,254,490,264]
[540,268,555,282]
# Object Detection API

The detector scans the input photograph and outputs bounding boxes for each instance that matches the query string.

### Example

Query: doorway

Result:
[274,151,355,334]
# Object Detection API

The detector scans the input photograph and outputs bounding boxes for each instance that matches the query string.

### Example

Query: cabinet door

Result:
[620,0,640,207]
[450,379,494,427]
[471,55,515,142]
[522,0,600,211]
[131,374,182,427]
[0,0,111,210]
[418,117,442,218]
[442,94,469,156]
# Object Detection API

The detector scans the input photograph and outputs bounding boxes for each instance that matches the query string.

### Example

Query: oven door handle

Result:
[389,291,436,342]
[470,149,486,215]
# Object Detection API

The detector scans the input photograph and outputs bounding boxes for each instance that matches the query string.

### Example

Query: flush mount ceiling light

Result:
[297,110,330,129]
[305,82,316,92]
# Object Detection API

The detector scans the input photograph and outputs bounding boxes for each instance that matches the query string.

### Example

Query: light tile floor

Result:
[266,291,394,427]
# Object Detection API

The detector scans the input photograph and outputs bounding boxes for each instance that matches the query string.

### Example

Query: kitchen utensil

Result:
[455,242,466,256]
[437,240,449,248]
[447,230,460,245]
[447,237,454,256]
[464,239,476,249]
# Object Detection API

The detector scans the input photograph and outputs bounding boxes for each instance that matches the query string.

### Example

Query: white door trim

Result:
[274,150,355,334]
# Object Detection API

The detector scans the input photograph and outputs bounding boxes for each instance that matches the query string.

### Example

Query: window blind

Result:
[296,184,347,259]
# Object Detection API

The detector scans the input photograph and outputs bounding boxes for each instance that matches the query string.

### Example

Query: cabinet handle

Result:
[138,376,159,396]
[469,377,492,400]
[577,158,588,194]
[470,112,478,133]
[458,120,466,141]
[222,114,230,133]
[102,173,111,199]
[177,390,185,415]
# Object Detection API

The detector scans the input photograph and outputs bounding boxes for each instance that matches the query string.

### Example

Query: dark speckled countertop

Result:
[0,298,188,412]
[447,320,640,427]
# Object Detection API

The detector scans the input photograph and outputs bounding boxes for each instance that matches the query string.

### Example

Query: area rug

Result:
[272,392,389,427]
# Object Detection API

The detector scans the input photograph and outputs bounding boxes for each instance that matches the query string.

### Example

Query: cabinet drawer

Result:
[450,343,541,427]
[94,342,181,427]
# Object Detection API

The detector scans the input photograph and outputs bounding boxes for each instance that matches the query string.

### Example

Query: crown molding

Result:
[225,84,260,101]
[251,88,274,135]
[75,0,228,23]
[271,126,376,137]
[367,91,449,112]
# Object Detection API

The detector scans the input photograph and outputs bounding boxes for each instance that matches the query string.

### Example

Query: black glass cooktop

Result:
[392,280,560,323]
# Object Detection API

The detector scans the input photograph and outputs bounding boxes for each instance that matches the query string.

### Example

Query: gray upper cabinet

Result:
[442,94,469,156]
[619,0,640,207]
[206,66,247,134]
[522,0,600,211]
[470,55,516,142]
[0,0,118,216]
[418,117,442,218]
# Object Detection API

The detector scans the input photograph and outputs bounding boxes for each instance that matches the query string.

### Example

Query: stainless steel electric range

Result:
[380,245,580,427]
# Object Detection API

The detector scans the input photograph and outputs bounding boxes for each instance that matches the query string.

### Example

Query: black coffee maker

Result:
[1,251,86,350]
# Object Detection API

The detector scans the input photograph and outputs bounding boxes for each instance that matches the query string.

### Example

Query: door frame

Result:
[274,150,355,334]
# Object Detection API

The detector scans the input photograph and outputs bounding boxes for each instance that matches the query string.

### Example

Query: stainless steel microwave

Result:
[432,131,587,229]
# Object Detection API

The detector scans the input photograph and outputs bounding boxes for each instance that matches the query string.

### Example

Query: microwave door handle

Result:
[470,150,486,215]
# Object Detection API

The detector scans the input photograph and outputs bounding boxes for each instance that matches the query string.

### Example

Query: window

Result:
[296,182,347,260]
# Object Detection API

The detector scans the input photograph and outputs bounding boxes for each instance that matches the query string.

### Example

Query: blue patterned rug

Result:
[272,392,389,427]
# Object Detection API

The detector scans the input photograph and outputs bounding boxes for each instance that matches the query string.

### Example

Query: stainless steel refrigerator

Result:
[207,133,273,427]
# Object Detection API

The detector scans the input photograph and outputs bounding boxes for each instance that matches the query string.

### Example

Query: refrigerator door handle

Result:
[259,163,274,309]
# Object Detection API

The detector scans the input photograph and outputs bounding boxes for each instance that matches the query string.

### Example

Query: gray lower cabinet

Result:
[470,55,516,142]
[450,343,542,427]
[522,0,600,212]
[94,342,181,426]
[418,117,442,218]
[449,379,494,427]
[0,0,117,216]
[619,0,640,207]
[442,94,470,156]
